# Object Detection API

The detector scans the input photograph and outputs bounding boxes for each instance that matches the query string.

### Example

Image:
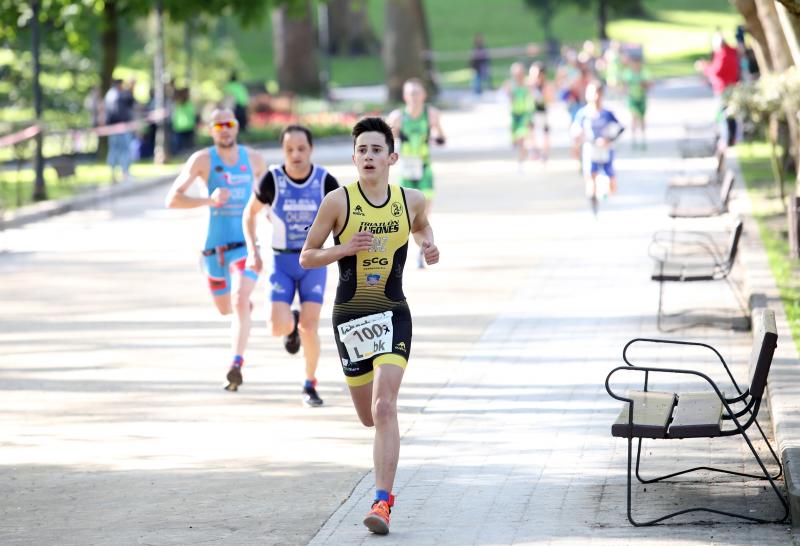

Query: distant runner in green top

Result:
[387,78,446,268]
[504,62,534,171]
[224,72,249,132]
[621,56,651,150]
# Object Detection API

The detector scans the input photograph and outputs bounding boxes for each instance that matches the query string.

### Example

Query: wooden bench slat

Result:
[668,392,723,439]
[612,391,676,439]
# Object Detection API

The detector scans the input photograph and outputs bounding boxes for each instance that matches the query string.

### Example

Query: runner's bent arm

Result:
[407,189,439,265]
[386,109,402,139]
[429,107,446,145]
[299,189,373,269]
[243,194,265,272]
[165,152,220,209]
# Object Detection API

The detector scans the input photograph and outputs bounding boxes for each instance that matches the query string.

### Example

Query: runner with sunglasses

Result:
[165,108,267,391]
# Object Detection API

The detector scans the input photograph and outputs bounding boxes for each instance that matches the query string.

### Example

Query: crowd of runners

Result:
[159,34,745,535]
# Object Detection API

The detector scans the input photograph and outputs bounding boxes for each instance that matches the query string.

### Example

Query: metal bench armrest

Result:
[622,338,744,396]
[606,365,728,408]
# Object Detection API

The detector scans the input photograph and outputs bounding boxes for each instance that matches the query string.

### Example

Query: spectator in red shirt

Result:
[695,32,740,146]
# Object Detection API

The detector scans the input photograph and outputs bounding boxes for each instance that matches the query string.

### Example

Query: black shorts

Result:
[332,302,412,387]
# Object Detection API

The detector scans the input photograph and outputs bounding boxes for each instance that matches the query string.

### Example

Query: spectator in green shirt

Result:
[224,72,249,133]
[171,88,197,154]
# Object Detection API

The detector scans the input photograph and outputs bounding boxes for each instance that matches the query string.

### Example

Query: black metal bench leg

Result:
[656,276,666,332]
[626,427,789,524]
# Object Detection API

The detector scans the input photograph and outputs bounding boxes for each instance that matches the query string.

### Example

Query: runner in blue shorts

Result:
[243,125,339,406]
[165,108,267,391]
[570,81,624,214]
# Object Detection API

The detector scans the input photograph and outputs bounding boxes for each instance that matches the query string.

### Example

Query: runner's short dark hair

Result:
[351,117,394,154]
[280,124,313,147]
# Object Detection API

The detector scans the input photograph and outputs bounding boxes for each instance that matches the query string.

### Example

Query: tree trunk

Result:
[328,0,378,55]
[152,1,167,164]
[755,0,794,69]
[98,0,119,162]
[31,0,46,202]
[100,0,119,97]
[383,0,435,102]
[731,0,773,73]
[272,1,322,96]
[598,0,609,41]
[775,1,800,66]
[756,0,800,253]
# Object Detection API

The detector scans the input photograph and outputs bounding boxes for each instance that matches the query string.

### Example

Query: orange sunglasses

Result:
[211,120,237,130]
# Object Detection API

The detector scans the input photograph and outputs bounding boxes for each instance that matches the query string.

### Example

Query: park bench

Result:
[667,147,725,190]
[649,219,748,332]
[605,308,788,525]
[668,169,735,219]
[678,121,719,159]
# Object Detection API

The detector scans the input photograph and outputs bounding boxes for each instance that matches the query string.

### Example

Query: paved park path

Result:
[1,79,796,545]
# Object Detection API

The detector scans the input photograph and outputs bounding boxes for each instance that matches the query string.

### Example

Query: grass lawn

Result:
[737,141,800,353]
[0,161,181,210]
[110,0,738,91]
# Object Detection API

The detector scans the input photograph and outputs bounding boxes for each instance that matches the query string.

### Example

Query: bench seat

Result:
[612,391,676,439]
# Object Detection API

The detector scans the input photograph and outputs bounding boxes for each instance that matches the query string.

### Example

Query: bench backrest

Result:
[747,308,778,399]
[715,149,726,182]
[725,219,744,267]
[719,170,735,207]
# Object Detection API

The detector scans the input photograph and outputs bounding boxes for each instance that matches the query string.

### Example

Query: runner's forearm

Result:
[412,225,434,246]
[300,245,348,270]
[166,192,212,209]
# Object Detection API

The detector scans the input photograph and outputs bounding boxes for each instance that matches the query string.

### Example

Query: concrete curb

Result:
[1,174,175,230]
[731,148,800,525]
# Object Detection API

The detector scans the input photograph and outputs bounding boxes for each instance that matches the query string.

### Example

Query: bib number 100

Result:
[352,324,388,343]
[337,311,394,362]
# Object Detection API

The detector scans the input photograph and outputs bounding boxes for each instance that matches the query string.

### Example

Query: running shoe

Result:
[363,499,391,534]
[284,309,301,354]
[303,385,324,407]
[224,365,243,392]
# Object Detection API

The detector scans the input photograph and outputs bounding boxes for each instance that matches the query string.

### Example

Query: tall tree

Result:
[775,0,800,66]
[272,0,322,95]
[31,0,45,201]
[327,0,379,55]
[755,0,794,70]
[383,0,435,102]
[731,0,774,73]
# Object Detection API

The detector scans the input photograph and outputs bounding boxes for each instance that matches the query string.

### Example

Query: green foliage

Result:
[738,141,800,354]
[0,159,181,210]
[726,67,800,126]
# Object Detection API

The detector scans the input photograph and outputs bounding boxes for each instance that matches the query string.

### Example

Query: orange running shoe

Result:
[363,496,394,535]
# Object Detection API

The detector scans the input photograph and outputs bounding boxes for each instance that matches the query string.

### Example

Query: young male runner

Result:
[528,62,552,162]
[386,78,445,268]
[242,125,339,406]
[300,117,439,535]
[165,108,267,390]
[621,55,651,149]
[570,81,624,213]
[504,62,534,170]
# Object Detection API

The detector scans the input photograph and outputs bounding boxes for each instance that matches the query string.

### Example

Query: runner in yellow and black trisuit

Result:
[300,117,439,536]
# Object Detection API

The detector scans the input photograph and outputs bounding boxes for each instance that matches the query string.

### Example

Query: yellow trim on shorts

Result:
[346,370,374,387]
[343,354,408,387]
[374,353,408,369]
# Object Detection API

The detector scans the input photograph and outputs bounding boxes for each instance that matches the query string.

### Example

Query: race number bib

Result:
[401,157,424,180]
[587,142,611,163]
[337,311,394,363]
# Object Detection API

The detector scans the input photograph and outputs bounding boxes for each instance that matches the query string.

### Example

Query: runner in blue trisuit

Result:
[165,108,267,389]
[243,125,339,406]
